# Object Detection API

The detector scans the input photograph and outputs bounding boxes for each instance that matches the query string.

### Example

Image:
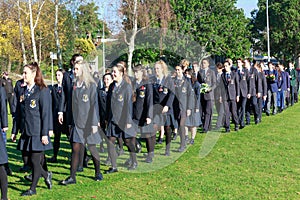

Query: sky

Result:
[98,0,260,34]
[236,0,259,18]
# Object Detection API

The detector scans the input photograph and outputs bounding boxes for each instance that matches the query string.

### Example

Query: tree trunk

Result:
[7,55,11,73]
[54,0,62,68]
[17,0,27,65]
[28,0,38,62]
[126,0,138,76]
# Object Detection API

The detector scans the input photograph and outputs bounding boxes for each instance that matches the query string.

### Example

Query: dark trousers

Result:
[257,97,263,121]
[224,100,238,128]
[201,99,213,131]
[237,96,247,126]
[246,96,259,122]
[215,100,225,129]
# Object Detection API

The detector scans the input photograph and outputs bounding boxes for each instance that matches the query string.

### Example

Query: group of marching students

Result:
[0,53,298,199]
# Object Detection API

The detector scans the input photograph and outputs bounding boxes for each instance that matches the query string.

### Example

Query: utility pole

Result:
[266,0,271,62]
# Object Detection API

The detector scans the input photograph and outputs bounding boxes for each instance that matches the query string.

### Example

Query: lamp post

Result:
[266,0,270,62]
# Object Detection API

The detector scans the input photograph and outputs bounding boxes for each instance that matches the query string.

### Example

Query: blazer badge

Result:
[82,94,89,102]
[118,95,123,102]
[30,99,36,108]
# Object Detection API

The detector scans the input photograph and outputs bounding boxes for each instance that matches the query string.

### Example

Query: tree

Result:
[170,0,252,61]
[252,0,300,63]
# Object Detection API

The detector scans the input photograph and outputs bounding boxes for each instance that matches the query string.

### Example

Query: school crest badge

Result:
[163,87,168,94]
[118,95,123,102]
[30,99,36,108]
[139,91,145,98]
[82,94,89,102]
[182,87,187,93]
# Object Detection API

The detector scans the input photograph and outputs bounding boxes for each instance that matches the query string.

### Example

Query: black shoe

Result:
[99,145,105,153]
[178,146,186,152]
[156,138,163,144]
[128,162,138,170]
[21,189,36,196]
[201,129,208,133]
[94,173,103,181]
[60,176,76,185]
[83,156,91,168]
[44,172,52,189]
[145,156,153,163]
[190,139,195,145]
[118,149,124,156]
[225,128,230,133]
[164,150,170,156]
[185,136,189,142]
[266,112,270,116]
[234,126,239,131]
[47,156,58,163]
[255,119,260,124]
[19,165,31,172]
[104,168,118,174]
[77,167,84,172]
[172,132,177,140]
[246,122,250,125]
[124,158,132,167]
[105,157,111,166]
[24,174,42,182]
[5,167,12,176]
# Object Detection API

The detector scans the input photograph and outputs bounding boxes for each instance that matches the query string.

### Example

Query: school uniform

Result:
[70,82,101,145]
[49,84,66,159]
[246,67,262,124]
[236,68,249,127]
[151,75,175,155]
[221,71,240,131]
[97,86,108,130]
[132,80,153,134]
[185,81,202,127]
[106,80,135,139]
[265,69,278,115]
[257,71,267,121]
[197,68,216,132]
[151,76,175,127]
[0,87,8,164]
[17,85,53,152]
[214,71,225,129]
[173,76,194,149]
[0,77,14,113]
[277,71,288,111]
[287,68,297,106]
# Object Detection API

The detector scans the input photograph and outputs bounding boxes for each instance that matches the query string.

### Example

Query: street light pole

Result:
[102,2,105,75]
[266,0,271,62]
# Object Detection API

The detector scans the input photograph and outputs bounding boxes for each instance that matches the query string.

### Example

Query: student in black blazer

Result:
[236,58,249,128]
[151,60,175,156]
[245,59,262,124]
[132,65,154,163]
[48,69,66,163]
[105,64,136,172]
[221,61,240,132]
[197,58,216,133]
[60,61,102,185]
[11,62,53,196]
[0,85,8,200]
[173,65,193,151]
[11,79,32,172]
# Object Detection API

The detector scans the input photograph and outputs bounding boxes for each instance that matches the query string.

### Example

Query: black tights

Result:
[70,143,100,179]
[107,137,117,169]
[145,134,156,153]
[0,165,7,200]
[30,152,48,192]
[164,126,172,152]
[124,137,137,163]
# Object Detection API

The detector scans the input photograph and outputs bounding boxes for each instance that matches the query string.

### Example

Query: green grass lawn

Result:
[5,103,300,199]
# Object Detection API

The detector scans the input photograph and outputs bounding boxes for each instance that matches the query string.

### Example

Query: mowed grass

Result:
[5,103,300,199]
